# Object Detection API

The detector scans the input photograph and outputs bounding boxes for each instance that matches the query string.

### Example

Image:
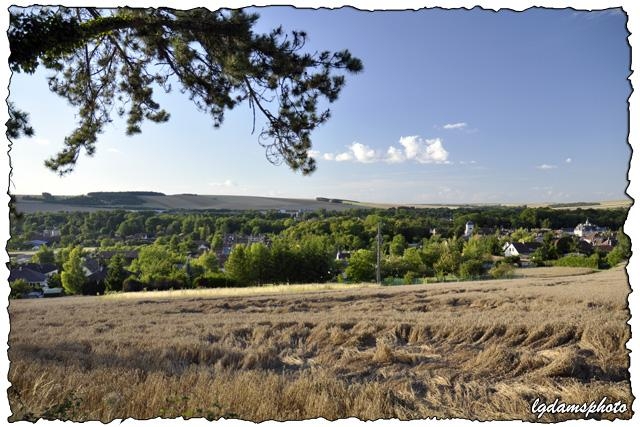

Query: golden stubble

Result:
[8,266,632,422]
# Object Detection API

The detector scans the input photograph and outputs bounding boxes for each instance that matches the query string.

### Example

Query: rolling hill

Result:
[13,192,632,214]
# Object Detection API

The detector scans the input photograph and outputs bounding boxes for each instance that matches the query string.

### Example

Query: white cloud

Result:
[350,142,378,163]
[335,152,353,162]
[443,122,467,130]
[399,136,449,163]
[308,150,320,158]
[322,136,449,165]
[386,146,406,164]
[537,164,557,170]
[107,147,121,154]
[565,158,572,163]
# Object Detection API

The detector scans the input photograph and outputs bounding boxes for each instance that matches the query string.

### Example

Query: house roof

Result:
[509,242,542,255]
[82,258,102,274]
[87,268,108,283]
[23,263,58,275]
[9,267,47,283]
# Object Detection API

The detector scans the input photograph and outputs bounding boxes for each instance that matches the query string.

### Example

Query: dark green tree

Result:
[8,7,362,175]
[105,254,128,292]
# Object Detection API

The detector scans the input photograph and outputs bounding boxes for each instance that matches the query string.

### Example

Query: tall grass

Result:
[8,266,632,421]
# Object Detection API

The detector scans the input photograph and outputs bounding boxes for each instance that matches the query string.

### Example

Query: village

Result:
[7,210,628,298]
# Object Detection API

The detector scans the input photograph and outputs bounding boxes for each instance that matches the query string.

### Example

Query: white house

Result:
[503,242,542,258]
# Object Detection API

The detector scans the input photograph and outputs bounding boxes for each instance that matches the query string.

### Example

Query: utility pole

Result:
[376,222,382,284]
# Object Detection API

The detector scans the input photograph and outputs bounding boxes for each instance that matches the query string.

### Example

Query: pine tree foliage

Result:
[8,6,363,175]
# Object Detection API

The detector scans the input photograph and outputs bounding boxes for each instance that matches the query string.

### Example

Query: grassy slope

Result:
[14,194,360,213]
[8,266,631,422]
[15,194,631,213]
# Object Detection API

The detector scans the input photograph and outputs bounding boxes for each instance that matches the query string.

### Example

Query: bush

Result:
[553,254,599,269]
[82,280,106,295]
[489,263,515,279]
[458,259,486,279]
[193,273,240,288]
[10,279,38,299]
[122,277,144,292]
[403,271,417,285]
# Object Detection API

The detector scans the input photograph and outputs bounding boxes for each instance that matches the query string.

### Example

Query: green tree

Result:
[192,251,219,275]
[434,241,461,277]
[104,254,128,292]
[225,245,253,285]
[9,7,362,175]
[462,235,489,261]
[510,228,535,243]
[31,244,55,264]
[129,245,178,283]
[606,229,632,267]
[345,249,375,283]
[458,259,485,279]
[248,243,272,285]
[389,234,407,257]
[61,246,85,294]
[403,247,426,276]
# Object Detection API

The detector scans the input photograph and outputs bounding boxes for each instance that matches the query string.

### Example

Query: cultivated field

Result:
[14,194,359,213]
[8,266,632,422]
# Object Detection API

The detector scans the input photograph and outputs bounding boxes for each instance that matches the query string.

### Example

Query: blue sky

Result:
[7,6,631,204]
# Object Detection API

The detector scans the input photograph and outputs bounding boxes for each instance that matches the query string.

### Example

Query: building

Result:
[464,221,475,238]
[574,219,599,237]
[503,242,542,259]
[9,267,48,288]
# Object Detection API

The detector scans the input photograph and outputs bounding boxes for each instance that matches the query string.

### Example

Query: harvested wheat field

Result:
[8,266,632,422]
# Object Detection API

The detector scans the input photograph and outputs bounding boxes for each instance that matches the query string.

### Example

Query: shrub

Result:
[81,280,106,296]
[10,279,37,299]
[194,273,240,288]
[122,277,144,292]
[553,254,599,269]
[403,271,417,285]
[489,263,515,279]
[458,259,485,279]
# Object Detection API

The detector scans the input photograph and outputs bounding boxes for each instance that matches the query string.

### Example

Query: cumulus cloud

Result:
[386,146,405,164]
[565,158,572,163]
[443,122,467,130]
[537,164,557,170]
[350,142,378,163]
[322,136,449,165]
[335,152,353,162]
[399,136,449,163]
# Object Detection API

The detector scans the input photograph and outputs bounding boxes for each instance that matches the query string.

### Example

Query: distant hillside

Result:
[14,193,364,213]
[14,193,631,214]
